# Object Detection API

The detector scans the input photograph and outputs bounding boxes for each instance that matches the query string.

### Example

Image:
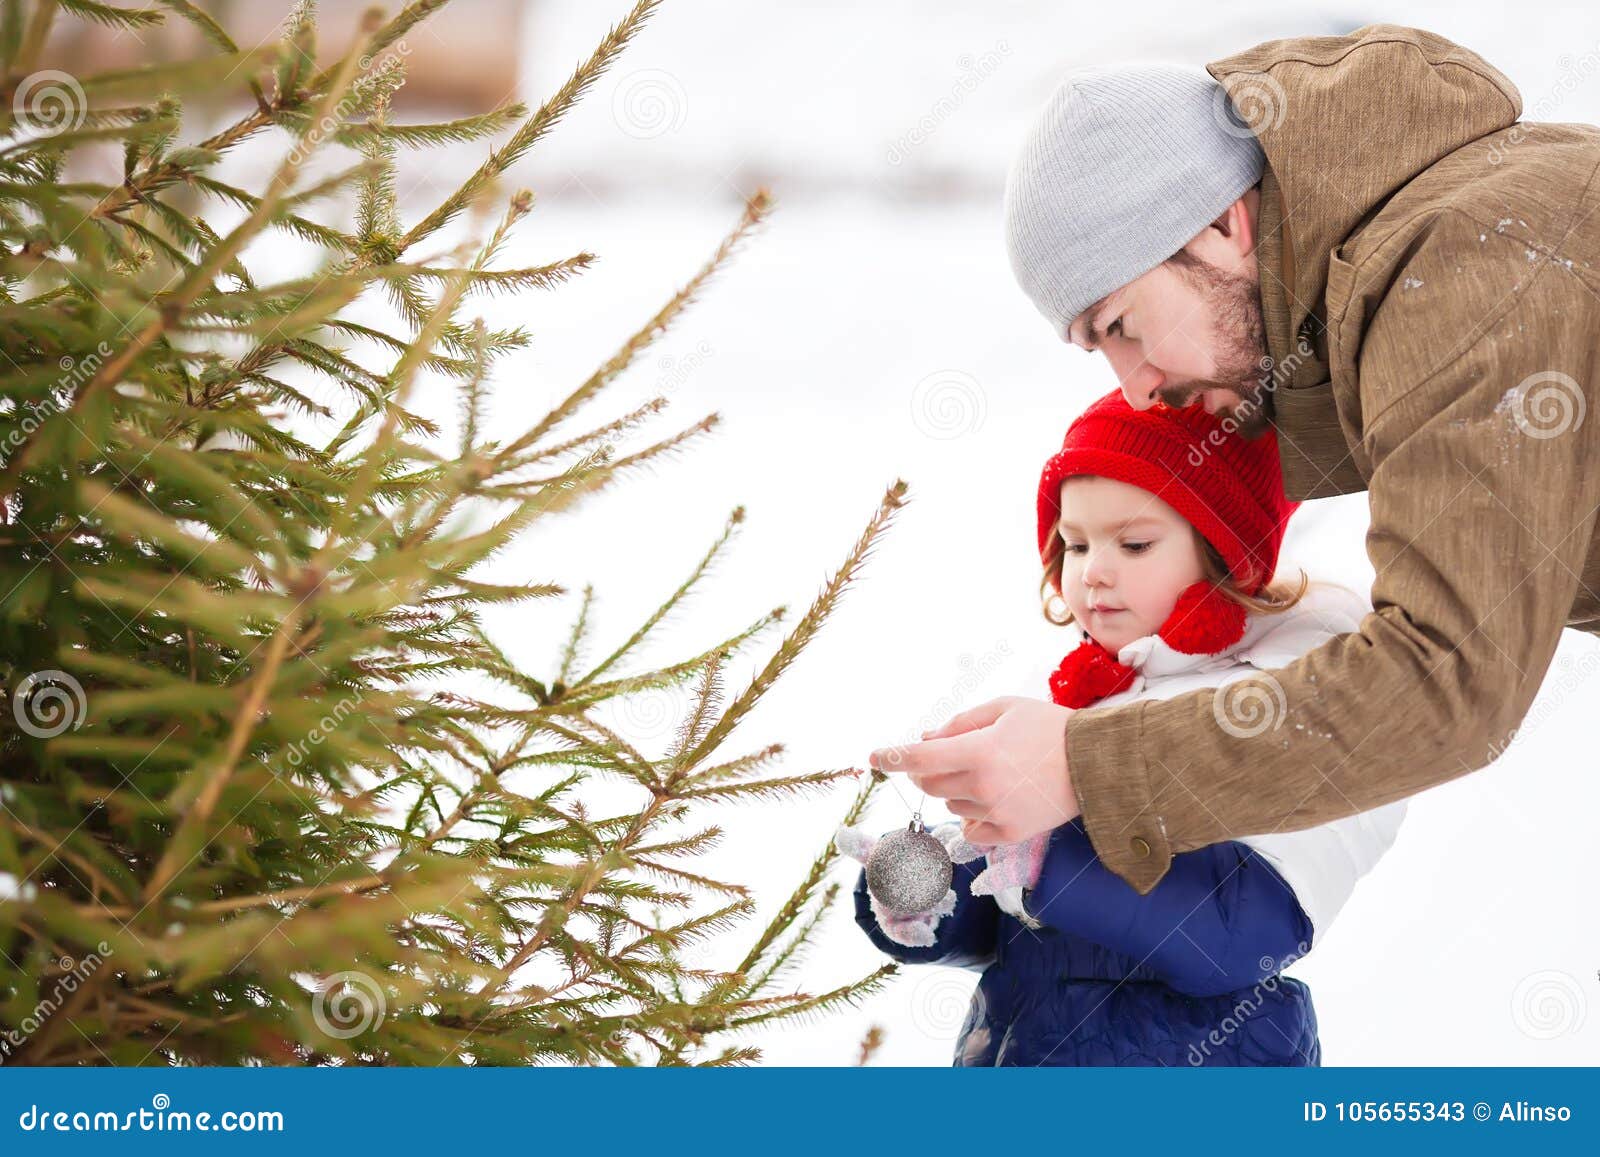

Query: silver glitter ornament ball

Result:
[866,822,953,915]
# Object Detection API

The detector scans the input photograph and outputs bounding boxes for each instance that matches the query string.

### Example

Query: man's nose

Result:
[1117,369,1168,410]
[1103,347,1164,408]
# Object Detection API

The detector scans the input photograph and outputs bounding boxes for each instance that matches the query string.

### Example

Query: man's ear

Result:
[1212,187,1259,254]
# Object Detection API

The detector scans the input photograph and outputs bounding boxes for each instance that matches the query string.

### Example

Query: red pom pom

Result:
[1048,640,1137,709]
[1157,581,1248,655]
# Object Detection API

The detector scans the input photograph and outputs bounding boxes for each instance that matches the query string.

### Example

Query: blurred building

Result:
[42,0,522,112]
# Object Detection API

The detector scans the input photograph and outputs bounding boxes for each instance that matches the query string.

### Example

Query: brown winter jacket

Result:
[1067,24,1600,894]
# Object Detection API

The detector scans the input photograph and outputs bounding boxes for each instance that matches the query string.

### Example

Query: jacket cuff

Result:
[1064,700,1173,896]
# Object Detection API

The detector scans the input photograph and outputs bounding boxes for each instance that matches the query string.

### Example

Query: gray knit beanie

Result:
[1003,63,1266,337]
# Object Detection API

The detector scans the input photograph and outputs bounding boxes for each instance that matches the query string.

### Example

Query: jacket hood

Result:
[1205,24,1522,363]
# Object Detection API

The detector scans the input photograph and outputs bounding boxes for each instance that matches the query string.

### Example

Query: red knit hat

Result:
[1036,389,1299,597]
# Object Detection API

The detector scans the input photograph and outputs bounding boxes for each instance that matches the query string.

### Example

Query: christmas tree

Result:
[0,0,900,1065]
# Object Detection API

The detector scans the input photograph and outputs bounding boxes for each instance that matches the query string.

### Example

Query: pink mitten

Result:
[966,831,1050,929]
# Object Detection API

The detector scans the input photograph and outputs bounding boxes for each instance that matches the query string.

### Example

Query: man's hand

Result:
[868,696,1080,845]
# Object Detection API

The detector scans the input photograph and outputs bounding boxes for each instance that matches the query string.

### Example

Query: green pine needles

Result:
[0,0,901,1066]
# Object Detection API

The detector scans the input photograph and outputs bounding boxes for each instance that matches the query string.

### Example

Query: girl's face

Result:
[1055,476,1207,654]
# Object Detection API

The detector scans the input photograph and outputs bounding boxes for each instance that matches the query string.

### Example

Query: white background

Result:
[294,1,1600,1064]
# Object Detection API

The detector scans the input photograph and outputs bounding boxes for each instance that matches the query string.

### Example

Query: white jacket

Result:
[1030,581,1405,948]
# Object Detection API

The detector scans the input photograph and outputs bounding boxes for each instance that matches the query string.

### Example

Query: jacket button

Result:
[1130,836,1151,858]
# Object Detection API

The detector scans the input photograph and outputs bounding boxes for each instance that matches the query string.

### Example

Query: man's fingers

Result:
[945,799,993,822]
[869,730,981,776]
[906,767,981,803]
[922,696,1013,741]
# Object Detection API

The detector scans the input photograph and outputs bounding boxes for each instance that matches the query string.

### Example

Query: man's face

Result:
[1065,251,1272,438]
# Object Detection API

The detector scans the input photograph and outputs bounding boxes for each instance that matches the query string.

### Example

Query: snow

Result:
[210,0,1600,1067]
[490,0,1600,1067]
[466,186,1600,1066]
[0,873,38,903]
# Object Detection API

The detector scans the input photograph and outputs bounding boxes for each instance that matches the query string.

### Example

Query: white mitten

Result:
[966,831,1050,929]
[936,822,986,865]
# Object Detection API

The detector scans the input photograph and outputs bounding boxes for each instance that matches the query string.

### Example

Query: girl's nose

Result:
[1081,546,1114,587]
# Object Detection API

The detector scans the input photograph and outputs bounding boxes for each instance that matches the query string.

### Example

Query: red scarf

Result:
[1048,581,1249,709]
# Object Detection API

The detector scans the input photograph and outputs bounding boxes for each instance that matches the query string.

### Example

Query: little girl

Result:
[839,389,1405,1066]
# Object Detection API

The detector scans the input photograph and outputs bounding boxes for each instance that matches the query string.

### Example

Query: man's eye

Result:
[1107,318,1124,338]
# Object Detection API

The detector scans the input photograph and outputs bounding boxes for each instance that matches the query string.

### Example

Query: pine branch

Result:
[54,0,161,31]
[742,882,838,993]
[674,767,860,803]
[709,758,882,1006]
[556,583,595,686]
[0,0,908,1068]
[0,13,383,497]
[8,0,58,80]
[154,0,238,54]
[398,0,663,252]
[579,505,742,688]
[409,252,594,297]
[508,189,772,454]
[722,966,898,1033]
[682,480,908,766]
[667,650,725,770]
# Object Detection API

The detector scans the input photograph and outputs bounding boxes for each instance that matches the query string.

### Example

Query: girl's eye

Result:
[1122,541,1152,554]
[1063,543,1088,555]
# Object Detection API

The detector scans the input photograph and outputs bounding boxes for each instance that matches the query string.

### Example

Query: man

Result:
[871,24,1600,895]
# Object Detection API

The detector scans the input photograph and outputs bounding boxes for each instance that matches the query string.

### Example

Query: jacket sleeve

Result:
[852,857,1000,970]
[1065,211,1600,894]
[1022,819,1313,997]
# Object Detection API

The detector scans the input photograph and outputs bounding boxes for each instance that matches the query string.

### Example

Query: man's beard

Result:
[1154,259,1272,439]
